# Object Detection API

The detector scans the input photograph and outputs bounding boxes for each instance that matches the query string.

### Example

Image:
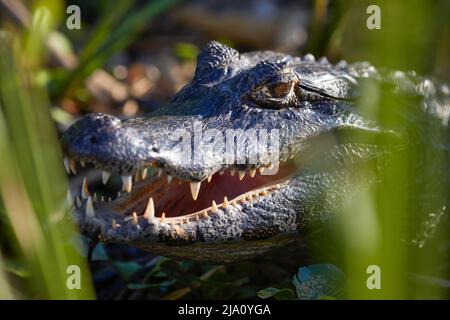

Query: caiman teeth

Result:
[131,212,138,225]
[190,181,201,200]
[112,219,118,229]
[63,157,71,174]
[223,196,229,208]
[69,159,77,174]
[211,200,218,213]
[85,196,95,218]
[102,171,111,185]
[157,168,163,177]
[81,177,90,199]
[122,175,132,192]
[258,167,265,174]
[71,164,286,224]
[143,197,155,220]
[141,168,148,180]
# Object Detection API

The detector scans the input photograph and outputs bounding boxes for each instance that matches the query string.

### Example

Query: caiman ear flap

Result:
[194,41,239,82]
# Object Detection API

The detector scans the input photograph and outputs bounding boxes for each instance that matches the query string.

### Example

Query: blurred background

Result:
[0,0,448,299]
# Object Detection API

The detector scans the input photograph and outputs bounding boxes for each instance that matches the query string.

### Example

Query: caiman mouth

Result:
[65,157,296,225]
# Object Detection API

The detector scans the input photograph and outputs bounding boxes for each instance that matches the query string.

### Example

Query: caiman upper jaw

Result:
[62,114,298,235]
[61,113,158,175]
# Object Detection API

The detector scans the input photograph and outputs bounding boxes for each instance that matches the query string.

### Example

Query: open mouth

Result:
[65,158,296,225]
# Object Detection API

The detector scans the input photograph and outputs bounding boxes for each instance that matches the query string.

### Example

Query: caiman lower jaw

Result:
[65,156,296,227]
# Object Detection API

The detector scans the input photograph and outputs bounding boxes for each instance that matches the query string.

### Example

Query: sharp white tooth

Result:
[76,197,82,208]
[207,176,212,183]
[141,168,148,180]
[112,219,118,229]
[230,169,235,176]
[190,181,201,200]
[101,196,105,202]
[85,196,95,218]
[238,170,245,181]
[160,212,166,222]
[211,200,218,213]
[201,210,208,218]
[132,212,138,225]
[108,197,112,202]
[69,159,77,174]
[66,189,73,207]
[80,161,86,168]
[144,197,155,219]
[219,170,224,175]
[267,163,274,169]
[167,175,173,184]
[223,197,229,208]
[81,177,90,199]
[258,167,265,174]
[157,168,163,177]
[261,189,268,196]
[117,191,121,198]
[122,175,132,192]
[241,196,247,203]
[93,193,98,202]
[63,157,71,174]
[231,199,237,206]
[249,168,256,178]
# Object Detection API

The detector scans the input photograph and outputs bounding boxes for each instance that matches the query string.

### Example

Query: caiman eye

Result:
[263,82,293,98]
[249,80,297,108]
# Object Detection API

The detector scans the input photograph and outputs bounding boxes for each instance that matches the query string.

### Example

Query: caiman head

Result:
[61,42,414,262]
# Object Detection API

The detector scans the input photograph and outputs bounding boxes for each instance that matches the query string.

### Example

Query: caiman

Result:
[61,41,449,262]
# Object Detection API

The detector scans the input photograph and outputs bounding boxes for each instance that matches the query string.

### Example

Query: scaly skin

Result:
[61,42,449,262]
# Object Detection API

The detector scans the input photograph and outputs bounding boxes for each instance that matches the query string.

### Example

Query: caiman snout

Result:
[61,113,157,174]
